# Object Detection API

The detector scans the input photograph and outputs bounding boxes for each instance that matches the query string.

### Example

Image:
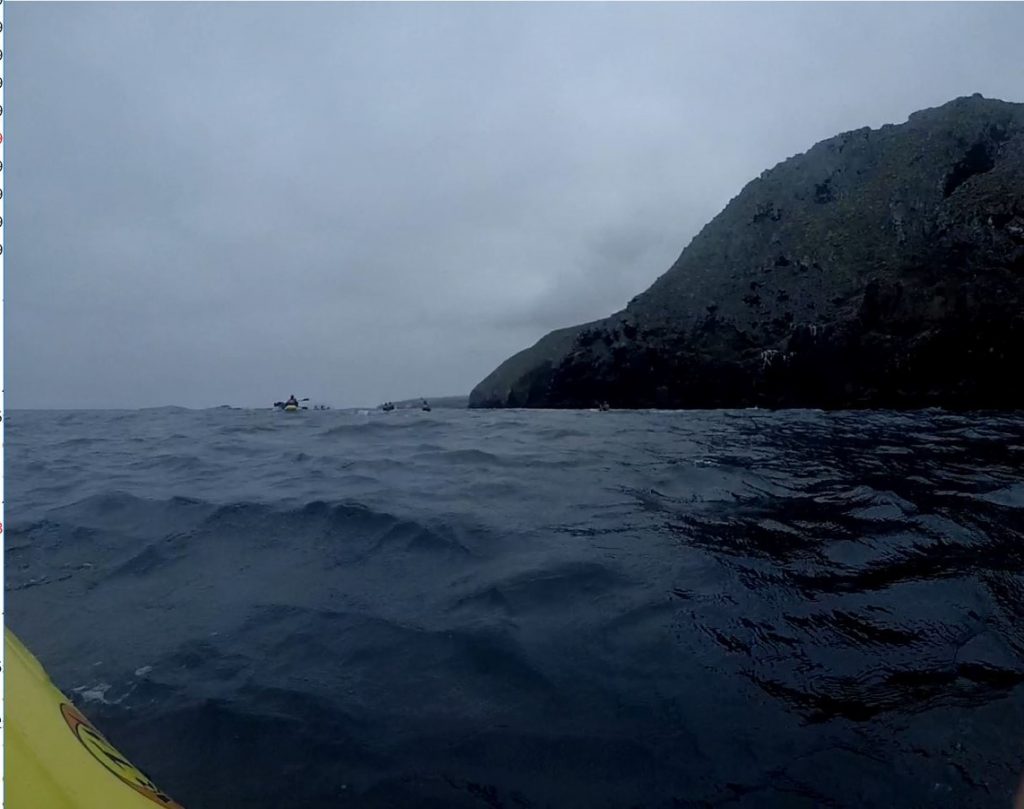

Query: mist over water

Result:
[6,407,1024,808]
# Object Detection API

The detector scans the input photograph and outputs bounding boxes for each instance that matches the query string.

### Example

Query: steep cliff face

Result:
[470,95,1024,409]
[471,322,602,408]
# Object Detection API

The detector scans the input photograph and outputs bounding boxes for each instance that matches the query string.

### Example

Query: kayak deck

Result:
[5,628,184,808]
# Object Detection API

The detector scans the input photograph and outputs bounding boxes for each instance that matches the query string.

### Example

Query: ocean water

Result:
[6,407,1024,808]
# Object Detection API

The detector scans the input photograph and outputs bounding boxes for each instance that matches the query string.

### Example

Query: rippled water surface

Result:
[6,407,1024,808]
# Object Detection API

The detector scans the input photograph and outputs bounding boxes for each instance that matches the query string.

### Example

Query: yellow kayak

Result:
[5,628,184,808]
[284,404,299,412]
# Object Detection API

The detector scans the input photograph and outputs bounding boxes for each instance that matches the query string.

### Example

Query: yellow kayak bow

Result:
[5,628,184,808]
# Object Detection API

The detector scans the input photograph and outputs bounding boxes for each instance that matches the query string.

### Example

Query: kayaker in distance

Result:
[285,394,299,408]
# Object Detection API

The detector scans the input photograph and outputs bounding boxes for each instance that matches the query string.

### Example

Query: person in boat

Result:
[285,394,299,408]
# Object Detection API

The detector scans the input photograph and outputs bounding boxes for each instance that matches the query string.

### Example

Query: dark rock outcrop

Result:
[470,95,1024,409]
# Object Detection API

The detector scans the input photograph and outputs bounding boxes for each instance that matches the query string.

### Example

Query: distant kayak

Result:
[274,397,308,411]
[5,628,184,808]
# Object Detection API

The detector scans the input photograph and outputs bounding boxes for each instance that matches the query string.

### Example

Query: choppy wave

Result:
[6,407,1024,808]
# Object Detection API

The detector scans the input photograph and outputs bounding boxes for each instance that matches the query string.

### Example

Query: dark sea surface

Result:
[6,407,1024,808]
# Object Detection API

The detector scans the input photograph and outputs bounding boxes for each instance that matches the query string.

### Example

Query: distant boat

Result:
[421,399,431,412]
[380,402,395,412]
[274,396,308,411]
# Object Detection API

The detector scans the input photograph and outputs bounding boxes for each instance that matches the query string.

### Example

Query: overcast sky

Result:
[9,2,1024,408]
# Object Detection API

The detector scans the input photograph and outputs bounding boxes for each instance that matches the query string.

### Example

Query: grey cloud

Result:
[9,2,1024,407]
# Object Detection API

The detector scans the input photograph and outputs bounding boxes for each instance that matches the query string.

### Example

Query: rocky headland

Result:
[470,95,1024,409]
